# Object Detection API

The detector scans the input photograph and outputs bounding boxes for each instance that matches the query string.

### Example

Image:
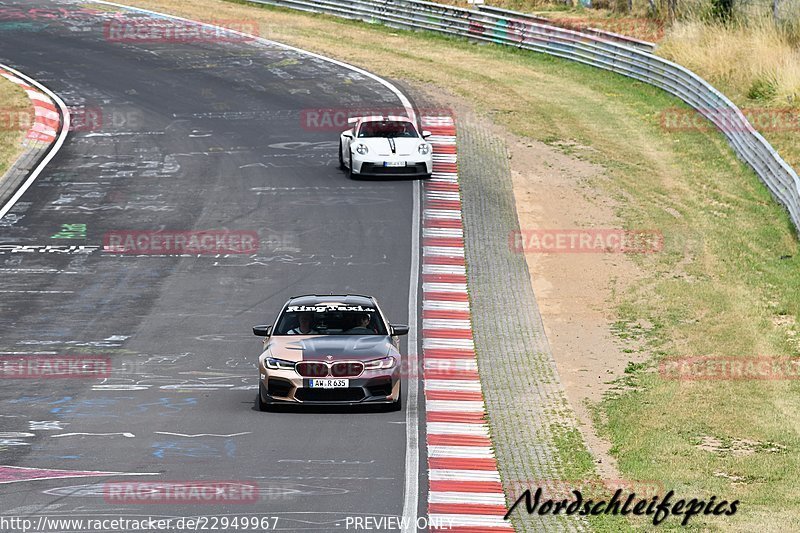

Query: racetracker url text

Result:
[0,516,279,532]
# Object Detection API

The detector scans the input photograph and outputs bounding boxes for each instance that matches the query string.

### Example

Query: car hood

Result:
[265,335,394,362]
[358,137,423,156]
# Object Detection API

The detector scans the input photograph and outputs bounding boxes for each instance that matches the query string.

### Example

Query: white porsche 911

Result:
[338,116,433,179]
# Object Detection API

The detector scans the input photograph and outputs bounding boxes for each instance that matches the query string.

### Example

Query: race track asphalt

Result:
[0,1,424,530]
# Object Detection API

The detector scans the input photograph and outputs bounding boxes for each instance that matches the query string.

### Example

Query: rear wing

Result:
[347,115,413,125]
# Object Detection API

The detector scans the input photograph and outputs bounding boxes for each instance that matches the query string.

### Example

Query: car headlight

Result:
[264,357,295,371]
[355,144,369,155]
[364,356,396,370]
[418,143,431,155]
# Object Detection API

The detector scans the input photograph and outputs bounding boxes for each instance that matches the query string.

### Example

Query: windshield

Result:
[357,120,418,138]
[273,304,388,335]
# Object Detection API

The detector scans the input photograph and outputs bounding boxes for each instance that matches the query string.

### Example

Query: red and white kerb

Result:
[0,68,59,144]
[421,115,513,532]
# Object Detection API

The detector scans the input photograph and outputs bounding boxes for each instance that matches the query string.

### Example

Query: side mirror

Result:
[253,325,272,337]
[390,324,409,336]
[342,130,354,139]
[421,130,432,139]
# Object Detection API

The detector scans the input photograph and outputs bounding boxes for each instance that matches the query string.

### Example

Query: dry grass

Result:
[658,16,800,175]
[0,75,30,178]
[659,17,800,106]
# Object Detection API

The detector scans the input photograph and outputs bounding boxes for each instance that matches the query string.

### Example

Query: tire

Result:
[387,383,402,412]
[338,140,345,170]
[257,382,272,412]
[346,152,355,180]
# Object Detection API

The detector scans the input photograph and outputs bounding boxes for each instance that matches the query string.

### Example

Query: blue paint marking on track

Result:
[134,397,197,415]
[152,440,224,459]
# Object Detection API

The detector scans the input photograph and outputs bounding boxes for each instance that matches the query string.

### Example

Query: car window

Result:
[357,121,418,138]
[273,305,388,335]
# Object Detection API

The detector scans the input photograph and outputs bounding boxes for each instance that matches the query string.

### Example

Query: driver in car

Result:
[287,312,318,335]
[345,313,374,334]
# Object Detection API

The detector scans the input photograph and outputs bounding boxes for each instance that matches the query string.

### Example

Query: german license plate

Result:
[309,379,349,388]
[383,161,405,167]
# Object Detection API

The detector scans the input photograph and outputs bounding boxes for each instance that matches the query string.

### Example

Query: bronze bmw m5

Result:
[253,294,408,411]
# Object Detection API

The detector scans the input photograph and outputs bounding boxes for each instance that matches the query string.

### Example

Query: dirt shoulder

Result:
[506,132,646,480]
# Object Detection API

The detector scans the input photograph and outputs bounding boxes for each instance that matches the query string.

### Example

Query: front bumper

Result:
[260,367,401,405]
[351,154,432,178]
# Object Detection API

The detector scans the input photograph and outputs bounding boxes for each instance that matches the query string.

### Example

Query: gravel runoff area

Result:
[456,115,589,532]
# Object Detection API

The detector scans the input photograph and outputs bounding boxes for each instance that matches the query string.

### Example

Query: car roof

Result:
[285,294,376,307]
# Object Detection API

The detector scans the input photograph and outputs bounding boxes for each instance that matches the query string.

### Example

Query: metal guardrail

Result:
[248,0,800,233]
[475,4,657,52]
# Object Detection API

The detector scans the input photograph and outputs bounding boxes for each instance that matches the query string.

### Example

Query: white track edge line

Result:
[405,177,421,533]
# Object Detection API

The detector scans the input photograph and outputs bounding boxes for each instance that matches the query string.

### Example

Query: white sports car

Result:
[338,116,433,179]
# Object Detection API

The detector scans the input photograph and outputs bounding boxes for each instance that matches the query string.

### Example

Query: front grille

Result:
[295,388,365,403]
[295,361,328,378]
[366,378,393,398]
[361,162,427,175]
[331,361,364,378]
[266,378,292,398]
[295,361,364,378]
